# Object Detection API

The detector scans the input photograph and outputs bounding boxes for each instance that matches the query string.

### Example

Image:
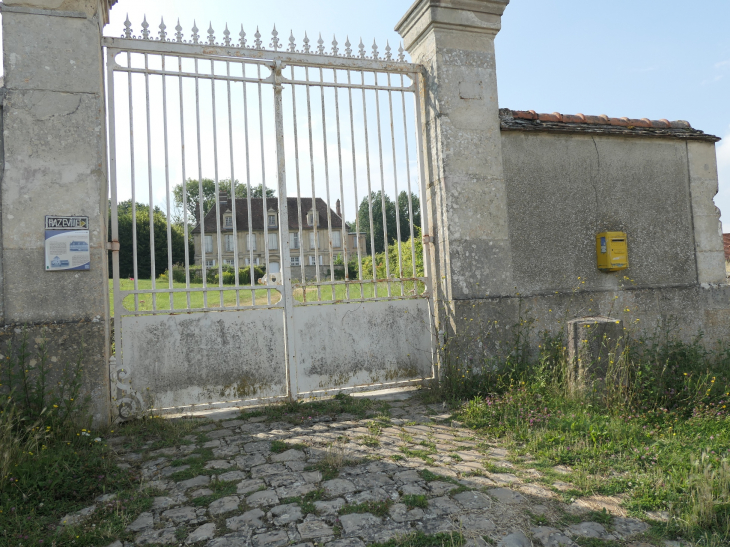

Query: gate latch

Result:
[106,241,120,251]
[422,234,433,244]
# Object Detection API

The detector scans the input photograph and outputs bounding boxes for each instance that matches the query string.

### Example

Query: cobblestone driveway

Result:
[70,394,663,547]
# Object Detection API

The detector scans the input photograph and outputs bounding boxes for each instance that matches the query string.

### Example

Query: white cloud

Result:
[717,130,730,233]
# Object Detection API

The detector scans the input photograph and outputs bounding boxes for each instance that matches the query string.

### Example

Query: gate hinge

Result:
[106,241,120,252]
[422,234,434,244]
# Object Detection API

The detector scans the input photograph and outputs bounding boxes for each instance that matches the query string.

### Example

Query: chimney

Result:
[219,191,228,206]
[336,199,341,217]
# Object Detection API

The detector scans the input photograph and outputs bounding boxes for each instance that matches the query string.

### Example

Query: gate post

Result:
[396,1,513,366]
[1,1,117,425]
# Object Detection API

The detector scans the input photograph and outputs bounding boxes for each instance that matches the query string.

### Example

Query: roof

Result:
[192,197,342,235]
[500,108,720,142]
[724,234,730,261]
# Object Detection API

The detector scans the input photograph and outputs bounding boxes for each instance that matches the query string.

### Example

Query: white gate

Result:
[105,18,434,417]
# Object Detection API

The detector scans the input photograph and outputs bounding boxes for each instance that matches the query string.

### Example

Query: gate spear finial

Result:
[175,19,184,43]
[141,15,150,40]
[123,14,132,38]
[254,27,262,49]
[207,23,216,45]
[271,25,280,51]
[289,31,297,53]
[345,36,352,58]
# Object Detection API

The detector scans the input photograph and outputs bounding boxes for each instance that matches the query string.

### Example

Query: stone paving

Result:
[83,395,668,547]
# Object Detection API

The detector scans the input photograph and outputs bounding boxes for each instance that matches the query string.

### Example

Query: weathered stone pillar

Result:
[1,0,116,425]
[396,0,513,361]
[567,317,625,397]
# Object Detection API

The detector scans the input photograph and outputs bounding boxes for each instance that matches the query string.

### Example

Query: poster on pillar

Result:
[45,216,91,271]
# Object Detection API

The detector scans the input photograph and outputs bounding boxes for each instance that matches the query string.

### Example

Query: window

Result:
[223,259,235,266]
[291,256,300,266]
[205,259,216,268]
[309,256,316,266]
[320,255,324,265]
[309,232,318,250]
[225,216,232,227]
[247,234,256,251]
[268,233,278,250]
[224,234,235,252]
[204,235,213,253]
[268,214,276,227]
[332,231,341,248]
[290,232,300,249]
[307,212,313,226]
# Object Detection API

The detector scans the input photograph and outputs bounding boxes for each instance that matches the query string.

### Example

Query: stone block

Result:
[567,317,624,397]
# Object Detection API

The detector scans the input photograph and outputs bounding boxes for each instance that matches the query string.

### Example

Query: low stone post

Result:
[395,0,513,367]
[567,317,625,397]
[1,0,117,425]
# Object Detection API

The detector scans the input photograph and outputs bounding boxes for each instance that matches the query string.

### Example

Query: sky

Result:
[4,0,730,229]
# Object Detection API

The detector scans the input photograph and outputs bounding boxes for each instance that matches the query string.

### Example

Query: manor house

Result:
[191,192,367,276]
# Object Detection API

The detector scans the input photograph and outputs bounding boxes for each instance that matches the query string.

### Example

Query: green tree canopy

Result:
[356,191,421,254]
[173,178,276,224]
[109,200,192,279]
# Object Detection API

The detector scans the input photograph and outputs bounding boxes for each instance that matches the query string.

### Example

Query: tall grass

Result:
[438,311,730,543]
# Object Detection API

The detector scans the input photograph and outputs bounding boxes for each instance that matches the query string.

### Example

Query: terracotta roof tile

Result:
[501,109,716,141]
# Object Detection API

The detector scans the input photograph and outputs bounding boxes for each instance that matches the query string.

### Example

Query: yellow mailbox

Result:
[596,231,628,272]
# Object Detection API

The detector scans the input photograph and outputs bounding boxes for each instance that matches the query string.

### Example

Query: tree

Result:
[109,200,192,279]
[173,178,275,224]
[356,191,421,254]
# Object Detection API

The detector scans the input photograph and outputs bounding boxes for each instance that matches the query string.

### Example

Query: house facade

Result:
[192,193,367,279]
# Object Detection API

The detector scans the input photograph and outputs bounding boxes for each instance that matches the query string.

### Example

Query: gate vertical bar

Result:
[273,61,297,401]
[106,49,122,417]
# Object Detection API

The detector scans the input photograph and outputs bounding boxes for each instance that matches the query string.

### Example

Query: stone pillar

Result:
[687,141,726,285]
[567,317,624,397]
[1,0,116,425]
[396,0,513,358]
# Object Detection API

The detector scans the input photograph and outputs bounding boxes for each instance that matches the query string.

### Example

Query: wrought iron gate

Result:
[105,18,434,418]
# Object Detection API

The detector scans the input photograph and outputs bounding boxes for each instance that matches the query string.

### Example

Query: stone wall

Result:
[396,0,730,368]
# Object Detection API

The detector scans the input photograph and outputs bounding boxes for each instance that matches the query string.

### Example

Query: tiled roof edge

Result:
[499,108,720,142]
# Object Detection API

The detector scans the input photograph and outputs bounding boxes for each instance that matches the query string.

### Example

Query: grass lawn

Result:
[109,278,279,315]
[110,278,426,314]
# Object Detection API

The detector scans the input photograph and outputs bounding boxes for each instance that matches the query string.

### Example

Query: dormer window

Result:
[225,215,232,227]
[268,214,276,227]
[307,210,317,226]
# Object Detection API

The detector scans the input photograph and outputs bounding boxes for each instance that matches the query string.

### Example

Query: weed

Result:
[399,446,435,465]
[271,440,307,454]
[390,454,405,461]
[368,531,465,547]
[528,511,549,525]
[359,435,380,447]
[340,500,392,517]
[574,539,620,547]
[191,479,237,506]
[401,494,428,509]
[418,469,461,486]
